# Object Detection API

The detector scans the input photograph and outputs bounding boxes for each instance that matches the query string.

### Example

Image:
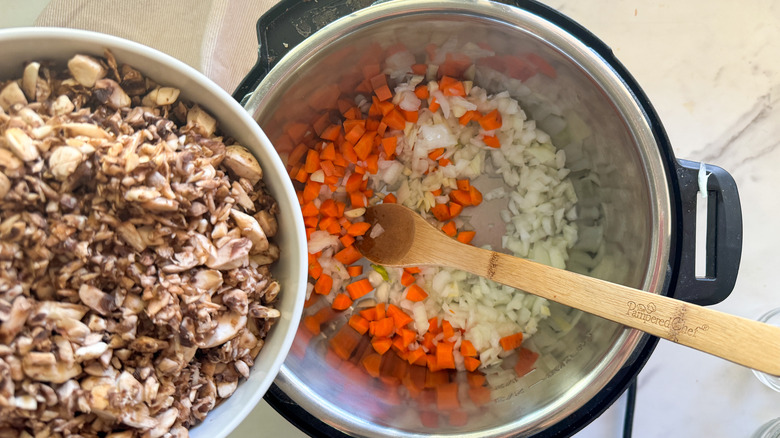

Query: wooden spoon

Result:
[356,203,780,375]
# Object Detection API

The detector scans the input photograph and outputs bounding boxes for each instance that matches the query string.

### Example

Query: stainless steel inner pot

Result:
[240,0,740,436]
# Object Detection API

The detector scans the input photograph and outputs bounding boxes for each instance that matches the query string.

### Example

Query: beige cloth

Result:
[34,0,278,93]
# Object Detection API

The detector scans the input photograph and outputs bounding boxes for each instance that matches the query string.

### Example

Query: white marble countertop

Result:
[3,0,780,436]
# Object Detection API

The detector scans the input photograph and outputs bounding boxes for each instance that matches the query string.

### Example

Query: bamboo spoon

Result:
[355,203,780,375]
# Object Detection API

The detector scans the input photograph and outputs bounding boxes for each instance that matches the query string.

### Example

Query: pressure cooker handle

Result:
[672,159,742,306]
[230,0,562,104]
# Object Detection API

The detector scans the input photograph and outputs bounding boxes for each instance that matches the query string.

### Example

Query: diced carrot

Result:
[457,230,476,244]
[438,157,452,167]
[370,317,395,338]
[372,336,393,354]
[400,328,417,348]
[314,274,333,295]
[320,124,341,142]
[401,270,416,287]
[375,303,386,320]
[439,76,465,97]
[383,193,397,203]
[294,167,308,183]
[343,107,362,120]
[354,131,375,160]
[469,186,483,206]
[345,124,366,144]
[346,278,374,300]
[429,97,440,112]
[349,314,370,335]
[319,160,337,177]
[383,109,406,131]
[463,357,481,372]
[436,382,460,410]
[381,136,397,157]
[514,347,540,377]
[340,234,356,248]
[414,84,430,99]
[309,260,323,280]
[499,332,524,351]
[366,154,379,174]
[405,267,421,274]
[318,216,336,232]
[448,202,463,219]
[319,199,339,217]
[288,143,309,166]
[345,172,363,193]
[400,109,419,123]
[304,149,320,173]
[427,317,440,334]
[460,340,477,357]
[332,293,353,311]
[389,307,413,328]
[335,245,362,265]
[301,201,319,217]
[374,84,393,102]
[412,63,428,75]
[312,113,331,136]
[431,188,443,197]
[406,284,428,302]
[407,348,426,365]
[483,135,500,148]
[458,109,481,126]
[360,307,378,321]
[431,203,451,221]
[427,147,445,161]
[436,341,455,369]
[419,410,439,428]
[441,221,457,237]
[303,292,319,309]
[347,265,363,277]
[349,191,366,208]
[441,320,455,339]
[392,336,407,355]
[302,180,321,202]
[320,142,337,161]
[478,109,502,130]
[347,221,371,236]
[362,353,382,378]
[449,189,472,206]
[422,332,435,351]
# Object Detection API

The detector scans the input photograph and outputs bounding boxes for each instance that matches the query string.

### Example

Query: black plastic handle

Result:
[229,0,598,104]
[672,159,743,306]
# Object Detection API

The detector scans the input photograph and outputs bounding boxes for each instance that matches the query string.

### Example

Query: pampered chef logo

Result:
[626,301,708,338]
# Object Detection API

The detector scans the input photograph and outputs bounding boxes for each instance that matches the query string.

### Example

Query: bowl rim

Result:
[0,26,308,438]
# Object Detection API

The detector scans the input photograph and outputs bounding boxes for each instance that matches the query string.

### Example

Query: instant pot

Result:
[232,0,743,436]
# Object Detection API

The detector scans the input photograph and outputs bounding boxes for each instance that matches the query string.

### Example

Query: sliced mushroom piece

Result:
[187,105,217,136]
[124,186,161,202]
[17,107,44,128]
[197,312,247,348]
[0,173,9,199]
[217,380,238,399]
[22,353,82,384]
[60,122,112,139]
[94,78,131,109]
[141,197,180,212]
[128,336,168,353]
[53,317,90,343]
[48,145,83,180]
[12,395,38,410]
[254,210,278,237]
[142,87,180,107]
[249,302,281,320]
[146,407,179,438]
[51,94,75,116]
[74,341,108,362]
[206,237,252,270]
[222,145,263,185]
[21,62,40,101]
[222,288,248,315]
[0,296,31,344]
[67,54,107,87]
[0,81,27,111]
[230,209,269,252]
[116,222,146,252]
[192,269,223,294]
[4,127,39,161]
[78,284,115,316]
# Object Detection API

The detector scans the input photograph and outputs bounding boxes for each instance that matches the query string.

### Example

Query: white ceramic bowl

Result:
[0,27,308,438]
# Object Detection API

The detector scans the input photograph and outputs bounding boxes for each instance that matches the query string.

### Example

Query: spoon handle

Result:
[437,244,780,376]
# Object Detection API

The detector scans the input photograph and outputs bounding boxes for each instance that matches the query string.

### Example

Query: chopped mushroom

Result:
[0,50,283,436]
